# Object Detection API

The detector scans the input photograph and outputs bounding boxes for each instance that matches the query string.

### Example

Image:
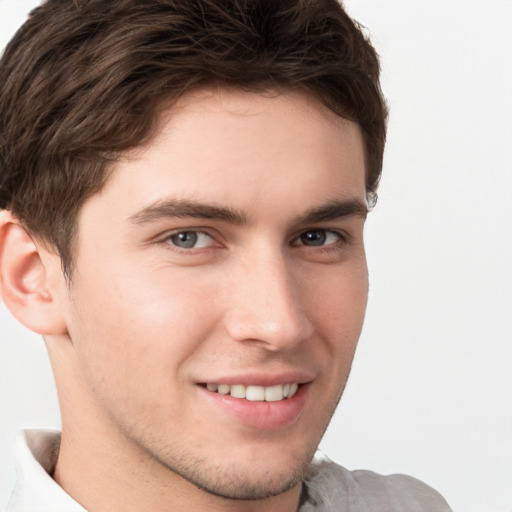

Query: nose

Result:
[224,248,313,351]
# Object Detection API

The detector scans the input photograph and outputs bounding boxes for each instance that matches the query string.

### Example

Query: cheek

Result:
[302,259,368,392]
[306,259,368,337]
[66,262,221,400]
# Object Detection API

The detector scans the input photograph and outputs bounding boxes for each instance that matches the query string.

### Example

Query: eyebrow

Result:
[129,197,367,227]
[295,198,368,225]
[129,198,249,225]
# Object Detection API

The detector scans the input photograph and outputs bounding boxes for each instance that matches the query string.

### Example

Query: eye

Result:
[166,231,214,249]
[293,229,342,247]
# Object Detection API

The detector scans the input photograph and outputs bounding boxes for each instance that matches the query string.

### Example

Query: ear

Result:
[0,210,67,335]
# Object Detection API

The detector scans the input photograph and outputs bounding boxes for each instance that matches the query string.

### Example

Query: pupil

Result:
[174,232,197,248]
[302,230,326,246]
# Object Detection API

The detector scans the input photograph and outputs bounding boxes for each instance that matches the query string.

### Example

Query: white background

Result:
[1,1,511,511]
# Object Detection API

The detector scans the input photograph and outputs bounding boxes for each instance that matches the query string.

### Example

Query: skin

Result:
[1,89,369,512]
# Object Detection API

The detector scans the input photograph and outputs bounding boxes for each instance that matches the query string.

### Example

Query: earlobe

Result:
[0,211,67,335]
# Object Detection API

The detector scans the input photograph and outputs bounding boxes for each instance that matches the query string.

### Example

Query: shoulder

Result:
[300,454,452,512]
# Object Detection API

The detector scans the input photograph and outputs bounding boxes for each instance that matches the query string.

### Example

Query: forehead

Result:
[81,88,367,226]
[128,88,364,161]
[154,87,354,133]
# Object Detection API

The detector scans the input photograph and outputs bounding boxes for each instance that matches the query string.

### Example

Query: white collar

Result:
[7,430,85,512]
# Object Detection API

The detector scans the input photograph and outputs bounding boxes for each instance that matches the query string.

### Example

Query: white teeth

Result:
[265,384,284,402]
[230,384,246,399]
[218,384,230,395]
[246,385,265,401]
[288,383,299,398]
[205,383,300,402]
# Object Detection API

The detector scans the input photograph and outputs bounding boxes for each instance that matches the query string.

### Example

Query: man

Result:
[0,0,452,510]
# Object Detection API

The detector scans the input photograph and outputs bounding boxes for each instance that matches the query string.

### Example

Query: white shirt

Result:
[6,430,452,512]
[7,430,85,512]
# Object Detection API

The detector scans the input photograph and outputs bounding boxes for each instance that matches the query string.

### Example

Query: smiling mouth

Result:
[203,383,300,402]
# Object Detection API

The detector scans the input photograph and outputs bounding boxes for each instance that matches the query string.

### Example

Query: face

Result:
[60,89,368,500]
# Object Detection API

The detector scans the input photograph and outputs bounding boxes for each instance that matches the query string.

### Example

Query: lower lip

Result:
[198,384,309,430]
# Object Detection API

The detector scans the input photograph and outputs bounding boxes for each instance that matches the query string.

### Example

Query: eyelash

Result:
[165,231,216,250]
[161,228,347,252]
[292,229,345,248]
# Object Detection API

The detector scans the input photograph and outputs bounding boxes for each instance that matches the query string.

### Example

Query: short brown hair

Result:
[0,0,387,277]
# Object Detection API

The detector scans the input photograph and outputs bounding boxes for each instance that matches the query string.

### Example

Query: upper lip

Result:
[198,371,314,387]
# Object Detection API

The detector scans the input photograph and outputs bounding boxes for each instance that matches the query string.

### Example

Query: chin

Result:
[180,463,307,500]
[156,444,314,501]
